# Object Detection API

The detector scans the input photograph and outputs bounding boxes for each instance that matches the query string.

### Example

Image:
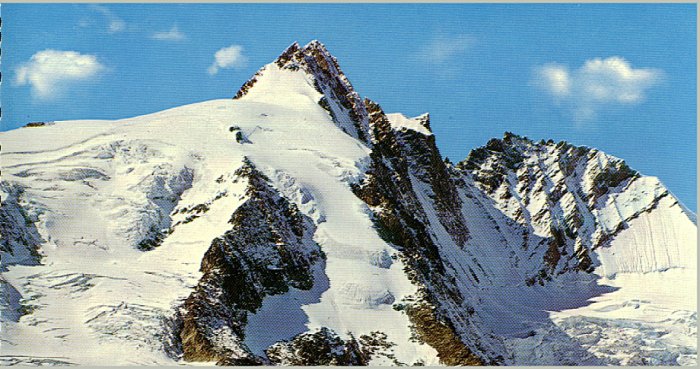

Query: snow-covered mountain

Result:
[0,40,696,366]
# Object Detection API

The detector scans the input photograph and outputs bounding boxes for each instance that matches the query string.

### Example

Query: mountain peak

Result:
[273,40,329,63]
[275,40,340,74]
[234,40,371,142]
[271,39,336,71]
[303,39,329,52]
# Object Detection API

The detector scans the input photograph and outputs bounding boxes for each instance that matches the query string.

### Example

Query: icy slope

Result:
[547,193,697,365]
[595,193,696,276]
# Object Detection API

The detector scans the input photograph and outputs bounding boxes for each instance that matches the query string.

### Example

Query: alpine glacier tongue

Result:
[0,40,695,366]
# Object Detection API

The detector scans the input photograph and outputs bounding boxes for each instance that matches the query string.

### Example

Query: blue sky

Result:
[2,4,696,210]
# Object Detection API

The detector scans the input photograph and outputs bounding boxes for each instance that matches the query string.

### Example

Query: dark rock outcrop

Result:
[265,328,369,366]
[351,100,488,365]
[176,159,323,364]
[0,182,44,269]
[390,113,469,247]
[456,133,662,283]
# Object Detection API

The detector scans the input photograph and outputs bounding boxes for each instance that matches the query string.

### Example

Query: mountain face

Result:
[0,41,696,366]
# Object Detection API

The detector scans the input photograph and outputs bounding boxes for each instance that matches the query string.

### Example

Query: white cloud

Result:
[536,57,663,121]
[14,50,106,100]
[151,26,186,42]
[208,45,248,75]
[539,64,571,96]
[419,35,475,63]
[89,4,126,34]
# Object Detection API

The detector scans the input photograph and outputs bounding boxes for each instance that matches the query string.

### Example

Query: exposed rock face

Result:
[233,70,264,100]
[265,328,421,366]
[456,133,668,284]
[389,113,469,247]
[0,183,44,323]
[266,328,369,366]
[177,159,323,365]
[0,183,44,269]
[352,100,491,365]
[405,303,483,366]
